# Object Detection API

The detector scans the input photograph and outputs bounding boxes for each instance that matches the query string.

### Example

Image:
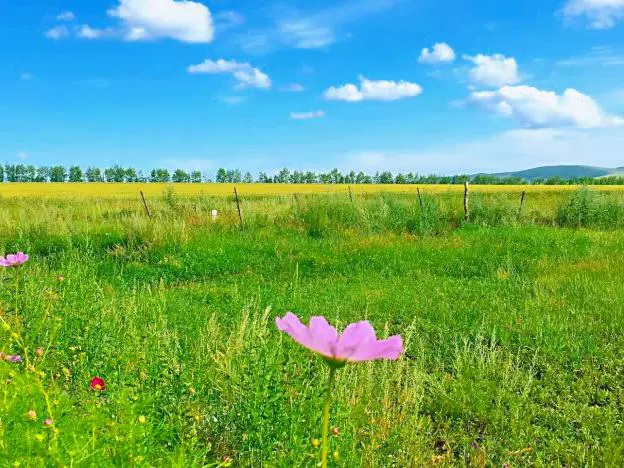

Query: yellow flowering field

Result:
[2,182,624,198]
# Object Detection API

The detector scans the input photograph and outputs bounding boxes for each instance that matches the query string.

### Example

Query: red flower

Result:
[90,377,105,391]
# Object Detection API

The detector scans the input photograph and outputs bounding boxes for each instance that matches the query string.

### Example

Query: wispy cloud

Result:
[281,83,306,92]
[556,46,624,67]
[238,0,398,54]
[340,128,624,174]
[77,25,117,39]
[57,11,76,21]
[20,73,35,81]
[220,95,248,106]
[45,25,69,40]
[290,110,325,120]
[214,11,246,32]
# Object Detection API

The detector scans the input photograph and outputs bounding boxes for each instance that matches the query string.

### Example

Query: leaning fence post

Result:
[234,186,243,230]
[416,186,424,211]
[140,191,152,219]
[463,182,470,222]
[518,190,526,219]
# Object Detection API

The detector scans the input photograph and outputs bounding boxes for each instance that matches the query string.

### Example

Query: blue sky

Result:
[2,0,624,175]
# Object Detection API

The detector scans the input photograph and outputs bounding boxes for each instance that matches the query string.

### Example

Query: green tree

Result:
[172,169,190,183]
[35,166,50,182]
[85,167,103,182]
[69,166,83,182]
[378,171,394,184]
[274,168,290,183]
[150,169,170,182]
[190,171,202,183]
[215,168,227,183]
[49,166,67,182]
[125,168,139,182]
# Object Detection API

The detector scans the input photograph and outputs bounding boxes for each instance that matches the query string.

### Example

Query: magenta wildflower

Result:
[90,376,106,391]
[276,312,404,468]
[0,252,29,268]
[6,355,23,363]
[44,419,53,427]
[275,312,403,363]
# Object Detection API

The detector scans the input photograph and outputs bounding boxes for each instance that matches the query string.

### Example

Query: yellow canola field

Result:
[1,183,623,199]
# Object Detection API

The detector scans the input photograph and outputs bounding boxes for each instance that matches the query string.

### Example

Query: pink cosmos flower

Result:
[0,252,29,267]
[276,313,403,363]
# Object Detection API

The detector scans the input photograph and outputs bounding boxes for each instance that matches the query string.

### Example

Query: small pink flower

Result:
[44,419,53,427]
[0,252,29,268]
[7,355,23,363]
[35,348,44,357]
[90,376,105,391]
[275,313,403,363]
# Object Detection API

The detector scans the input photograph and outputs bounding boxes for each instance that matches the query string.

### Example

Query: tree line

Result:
[1,164,624,185]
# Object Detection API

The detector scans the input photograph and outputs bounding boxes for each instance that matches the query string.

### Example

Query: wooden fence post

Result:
[416,186,424,211]
[518,191,526,219]
[140,191,152,219]
[463,182,470,222]
[234,186,243,230]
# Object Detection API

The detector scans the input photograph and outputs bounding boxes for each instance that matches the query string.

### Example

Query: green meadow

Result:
[1,188,623,466]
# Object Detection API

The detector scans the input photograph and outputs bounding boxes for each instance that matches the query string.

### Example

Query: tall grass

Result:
[1,190,624,465]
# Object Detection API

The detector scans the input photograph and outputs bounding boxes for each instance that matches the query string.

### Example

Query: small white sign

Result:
[211,209,218,222]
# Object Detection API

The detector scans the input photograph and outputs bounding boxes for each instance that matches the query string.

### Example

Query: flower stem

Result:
[321,366,336,468]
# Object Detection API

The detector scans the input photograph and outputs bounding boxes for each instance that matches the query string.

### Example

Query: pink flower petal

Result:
[335,321,376,360]
[307,317,338,357]
[276,312,316,351]
[349,335,404,361]
[276,313,404,363]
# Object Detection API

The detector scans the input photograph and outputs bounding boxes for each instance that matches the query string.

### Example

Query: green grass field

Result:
[1,188,623,466]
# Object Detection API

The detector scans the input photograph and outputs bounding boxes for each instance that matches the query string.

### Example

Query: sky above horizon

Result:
[2,0,624,175]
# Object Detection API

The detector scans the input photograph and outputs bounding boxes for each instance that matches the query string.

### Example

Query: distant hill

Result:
[484,165,624,181]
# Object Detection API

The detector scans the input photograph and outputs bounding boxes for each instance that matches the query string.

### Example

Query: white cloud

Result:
[563,0,624,29]
[290,110,325,120]
[324,76,423,102]
[187,59,271,89]
[20,73,34,81]
[418,42,456,64]
[463,53,521,88]
[282,83,306,92]
[17,152,28,160]
[45,25,69,40]
[57,11,76,21]
[77,25,116,39]
[108,0,214,43]
[467,85,624,129]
